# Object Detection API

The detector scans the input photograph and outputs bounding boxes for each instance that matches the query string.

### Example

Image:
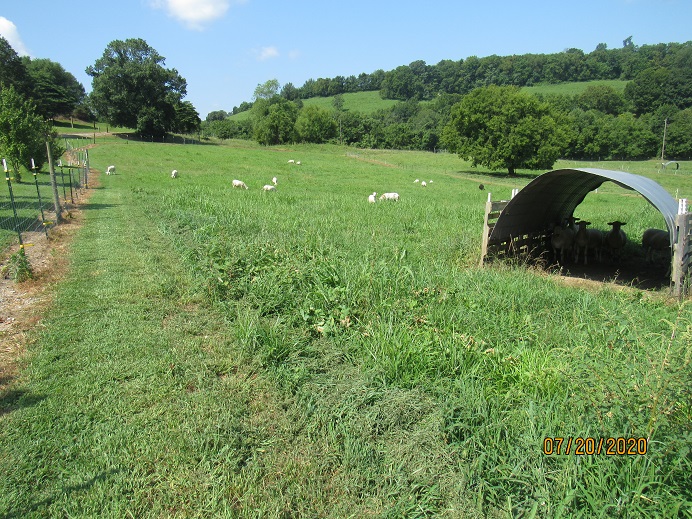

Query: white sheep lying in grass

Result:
[232,179,249,189]
[263,184,276,191]
[605,221,627,260]
[171,169,178,178]
[106,165,115,175]
[414,179,419,183]
[641,228,670,263]
[551,222,575,264]
[368,192,377,203]
[379,192,399,201]
[573,220,603,265]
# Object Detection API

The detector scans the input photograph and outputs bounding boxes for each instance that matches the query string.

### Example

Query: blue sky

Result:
[1,0,690,119]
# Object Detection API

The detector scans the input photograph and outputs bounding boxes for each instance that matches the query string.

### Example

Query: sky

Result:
[1,0,690,119]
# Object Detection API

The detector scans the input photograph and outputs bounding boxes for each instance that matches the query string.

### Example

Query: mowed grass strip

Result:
[0,169,285,517]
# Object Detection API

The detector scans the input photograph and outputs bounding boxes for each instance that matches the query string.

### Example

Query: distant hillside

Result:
[230,80,630,119]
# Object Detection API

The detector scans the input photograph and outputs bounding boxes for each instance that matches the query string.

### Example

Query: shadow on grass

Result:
[78,203,117,210]
[0,388,46,417]
[114,132,217,146]
[0,469,123,519]
[455,168,543,181]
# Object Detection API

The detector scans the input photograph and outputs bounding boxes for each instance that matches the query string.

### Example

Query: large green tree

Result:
[295,105,336,143]
[442,85,571,175]
[0,36,30,97]
[252,96,298,145]
[23,58,85,120]
[86,38,188,138]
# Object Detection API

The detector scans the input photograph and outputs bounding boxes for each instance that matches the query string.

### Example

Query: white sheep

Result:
[287,159,295,164]
[421,181,427,187]
[573,220,603,265]
[263,184,276,191]
[272,177,278,185]
[414,179,420,183]
[605,221,627,260]
[368,192,377,203]
[551,223,575,264]
[641,228,670,263]
[171,169,178,178]
[106,165,115,175]
[232,179,249,189]
[379,192,400,201]
[296,161,301,165]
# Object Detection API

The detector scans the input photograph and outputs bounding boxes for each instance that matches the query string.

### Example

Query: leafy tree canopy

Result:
[23,58,85,119]
[0,36,30,97]
[0,86,58,179]
[86,38,188,138]
[442,85,572,175]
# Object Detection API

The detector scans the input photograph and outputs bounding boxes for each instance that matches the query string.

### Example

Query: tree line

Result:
[204,39,691,172]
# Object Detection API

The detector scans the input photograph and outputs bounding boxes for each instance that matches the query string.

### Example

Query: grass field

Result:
[1,136,690,517]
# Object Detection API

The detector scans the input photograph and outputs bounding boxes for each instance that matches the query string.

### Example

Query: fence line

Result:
[1,151,90,256]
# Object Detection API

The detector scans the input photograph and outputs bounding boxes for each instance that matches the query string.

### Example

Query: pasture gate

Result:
[480,168,692,299]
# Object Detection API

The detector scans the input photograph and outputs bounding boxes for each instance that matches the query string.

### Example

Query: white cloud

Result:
[257,46,279,61]
[151,0,239,30]
[0,17,30,56]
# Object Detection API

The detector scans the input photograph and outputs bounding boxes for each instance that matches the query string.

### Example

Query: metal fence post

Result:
[31,158,49,237]
[3,158,24,247]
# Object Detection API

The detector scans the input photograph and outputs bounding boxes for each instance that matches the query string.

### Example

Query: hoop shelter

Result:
[489,168,679,247]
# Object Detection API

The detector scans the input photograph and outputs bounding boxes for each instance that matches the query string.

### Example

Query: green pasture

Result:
[521,79,629,97]
[1,137,690,517]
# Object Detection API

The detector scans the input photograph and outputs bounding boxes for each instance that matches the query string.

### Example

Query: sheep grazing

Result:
[478,184,485,190]
[573,220,603,265]
[379,192,400,201]
[262,184,277,191]
[368,192,377,203]
[551,222,575,264]
[605,221,627,260]
[287,159,295,164]
[232,179,249,189]
[296,161,301,165]
[414,179,420,183]
[171,169,178,178]
[641,228,670,263]
[272,177,278,186]
[421,181,427,187]
[106,165,115,175]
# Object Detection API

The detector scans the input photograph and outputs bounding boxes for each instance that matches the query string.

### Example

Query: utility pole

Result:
[660,118,668,162]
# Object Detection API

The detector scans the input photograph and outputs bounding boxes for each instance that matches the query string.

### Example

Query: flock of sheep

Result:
[550,217,670,268]
[366,178,435,204]
[105,161,672,273]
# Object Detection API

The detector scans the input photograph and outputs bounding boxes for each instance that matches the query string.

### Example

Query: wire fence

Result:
[1,149,90,254]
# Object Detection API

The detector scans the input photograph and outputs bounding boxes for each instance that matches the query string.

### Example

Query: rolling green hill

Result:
[229,80,629,119]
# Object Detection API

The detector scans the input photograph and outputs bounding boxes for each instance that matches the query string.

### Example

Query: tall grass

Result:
[1,137,690,517]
